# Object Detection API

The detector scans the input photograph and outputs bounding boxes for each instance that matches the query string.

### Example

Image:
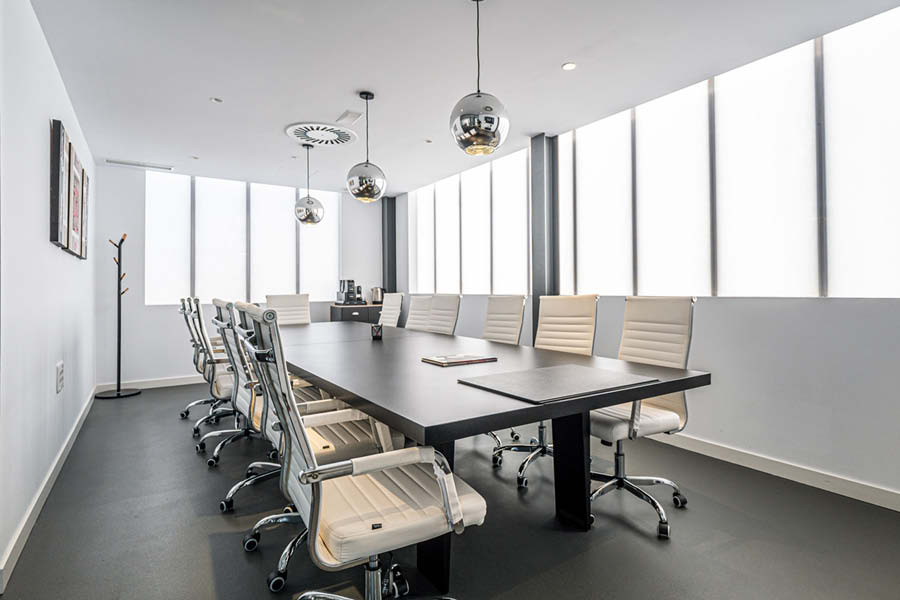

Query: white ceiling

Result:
[32,0,900,195]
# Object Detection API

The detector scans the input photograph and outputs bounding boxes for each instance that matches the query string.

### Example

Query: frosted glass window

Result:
[434,175,461,293]
[460,163,492,294]
[299,191,340,301]
[492,149,529,294]
[636,83,711,296]
[250,183,296,302]
[195,177,247,302]
[144,172,191,305]
[716,42,818,297]
[825,8,900,297]
[415,185,435,294]
[557,131,575,295]
[574,110,633,295]
[407,192,419,294]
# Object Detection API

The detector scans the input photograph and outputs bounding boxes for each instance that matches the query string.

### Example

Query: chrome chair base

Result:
[220,465,281,512]
[179,396,215,419]
[491,421,553,488]
[296,556,445,600]
[590,440,687,539]
[191,407,236,437]
[242,512,304,553]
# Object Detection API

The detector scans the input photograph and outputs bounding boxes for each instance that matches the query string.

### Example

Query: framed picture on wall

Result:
[79,171,89,259]
[67,146,83,257]
[49,119,69,248]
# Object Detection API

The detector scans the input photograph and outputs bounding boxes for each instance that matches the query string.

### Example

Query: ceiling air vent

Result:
[284,122,357,147]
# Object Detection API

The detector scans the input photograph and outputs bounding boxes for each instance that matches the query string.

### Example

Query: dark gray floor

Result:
[4,384,899,599]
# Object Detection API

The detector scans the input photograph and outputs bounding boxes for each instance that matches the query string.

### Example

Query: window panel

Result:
[557,131,575,295]
[715,41,818,297]
[574,110,633,295]
[415,185,435,294]
[636,82,711,296]
[250,183,296,303]
[491,149,529,295]
[194,177,247,302]
[460,163,491,294]
[825,8,900,297]
[144,172,191,305]
[299,191,340,301]
[434,175,461,293]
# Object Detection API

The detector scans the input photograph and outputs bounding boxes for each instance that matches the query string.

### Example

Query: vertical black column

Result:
[381,196,397,292]
[530,134,558,343]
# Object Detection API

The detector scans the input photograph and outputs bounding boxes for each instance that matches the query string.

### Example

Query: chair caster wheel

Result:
[242,532,260,552]
[673,493,687,508]
[267,570,287,593]
[657,522,671,539]
[267,449,279,461]
[282,505,295,514]
[530,437,538,445]
[510,430,520,441]
[179,410,189,419]
[195,442,205,453]
[491,454,502,467]
[517,476,528,489]
[207,456,218,468]
[210,417,219,425]
[219,498,233,513]
[192,428,200,438]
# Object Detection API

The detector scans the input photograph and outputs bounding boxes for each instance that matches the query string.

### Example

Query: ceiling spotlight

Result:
[190,155,200,160]
[296,144,324,225]
[209,97,224,104]
[450,0,509,156]
[346,91,387,203]
[561,62,577,71]
[425,139,433,144]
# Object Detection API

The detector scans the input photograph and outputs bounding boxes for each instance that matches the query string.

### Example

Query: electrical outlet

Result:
[56,361,64,394]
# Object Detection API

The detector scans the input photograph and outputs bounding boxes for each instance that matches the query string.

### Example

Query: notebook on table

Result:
[457,364,658,404]
[422,354,498,367]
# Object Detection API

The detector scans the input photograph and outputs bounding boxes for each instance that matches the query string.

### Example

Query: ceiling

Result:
[32,0,900,195]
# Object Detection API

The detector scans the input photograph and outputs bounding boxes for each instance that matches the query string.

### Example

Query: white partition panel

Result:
[491,149,529,295]
[250,183,296,302]
[144,172,191,305]
[557,131,575,295]
[194,176,246,302]
[460,163,491,294]
[415,185,435,294]
[434,175,461,293]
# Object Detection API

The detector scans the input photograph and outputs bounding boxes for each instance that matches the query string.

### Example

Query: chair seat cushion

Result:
[308,419,405,463]
[212,373,233,398]
[318,463,487,563]
[590,404,680,443]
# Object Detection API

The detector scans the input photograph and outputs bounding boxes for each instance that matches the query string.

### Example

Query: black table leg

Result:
[552,411,592,531]
[417,440,455,594]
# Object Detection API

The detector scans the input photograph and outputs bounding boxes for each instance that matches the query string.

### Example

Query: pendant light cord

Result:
[475,0,481,93]
[305,145,310,194]
[365,96,370,163]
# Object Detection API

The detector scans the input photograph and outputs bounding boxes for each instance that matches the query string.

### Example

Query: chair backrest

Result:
[617,296,695,429]
[179,298,203,373]
[483,295,525,344]
[212,298,260,427]
[428,294,461,335]
[266,293,311,325]
[405,295,432,331]
[378,293,404,327]
[534,295,598,356]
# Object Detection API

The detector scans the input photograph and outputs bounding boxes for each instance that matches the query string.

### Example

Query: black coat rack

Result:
[96,234,141,399]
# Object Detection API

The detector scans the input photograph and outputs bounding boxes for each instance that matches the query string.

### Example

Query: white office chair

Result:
[404,294,432,331]
[589,296,694,539]
[481,295,527,448]
[267,293,311,325]
[188,298,237,438]
[377,292,403,327]
[240,303,487,597]
[493,294,598,488]
[177,297,226,420]
[427,294,461,335]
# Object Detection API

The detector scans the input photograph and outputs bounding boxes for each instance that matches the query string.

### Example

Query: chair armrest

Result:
[295,398,345,415]
[209,357,230,365]
[628,400,641,440]
[302,408,367,429]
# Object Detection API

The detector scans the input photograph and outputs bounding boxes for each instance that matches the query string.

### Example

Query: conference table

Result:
[280,321,711,593]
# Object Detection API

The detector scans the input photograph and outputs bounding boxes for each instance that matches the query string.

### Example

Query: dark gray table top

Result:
[281,322,710,444]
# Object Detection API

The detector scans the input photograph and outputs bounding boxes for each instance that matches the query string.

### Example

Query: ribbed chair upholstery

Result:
[186,298,237,437]
[493,295,598,487]
[589,296,695,540]
[267,293,311,325]
[238,303,486,596]
[427,294,461,335]
[377,292,403,327]
[404,295,432,331]
[482,295,525,344]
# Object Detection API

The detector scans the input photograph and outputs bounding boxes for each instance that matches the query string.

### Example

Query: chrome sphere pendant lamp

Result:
[295,144,325,225]
[346,91,387,203]
[450,0,509,155]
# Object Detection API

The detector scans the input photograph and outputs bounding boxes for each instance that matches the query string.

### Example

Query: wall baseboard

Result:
[652,432,900,513]
[95,374,203,392]
[0,387,96,593]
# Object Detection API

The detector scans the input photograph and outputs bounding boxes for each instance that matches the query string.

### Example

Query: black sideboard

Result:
[329,303,382,324]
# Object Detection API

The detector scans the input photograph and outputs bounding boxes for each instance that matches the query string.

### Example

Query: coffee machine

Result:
[336,279,365,305]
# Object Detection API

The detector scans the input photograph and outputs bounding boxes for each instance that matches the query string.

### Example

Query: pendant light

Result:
[346,91,387,203]
[295,144,325,225]
[450,0,509,155]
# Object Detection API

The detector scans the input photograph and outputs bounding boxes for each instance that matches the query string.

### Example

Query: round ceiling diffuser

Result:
[284,122,358,147]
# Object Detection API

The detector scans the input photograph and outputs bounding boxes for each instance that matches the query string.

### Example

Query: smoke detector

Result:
[284,122,357,147]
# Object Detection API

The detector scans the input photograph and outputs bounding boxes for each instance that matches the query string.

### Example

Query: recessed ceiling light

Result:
[209,96,224,104]
[424,139,433,144]
[191,155,199,160]
[561,62,577,71]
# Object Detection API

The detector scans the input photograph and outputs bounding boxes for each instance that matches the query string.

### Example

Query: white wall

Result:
[0,0,96,588]
[340,192,383,302]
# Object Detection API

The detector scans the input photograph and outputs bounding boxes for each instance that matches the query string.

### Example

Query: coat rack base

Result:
[95,388,142,400]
